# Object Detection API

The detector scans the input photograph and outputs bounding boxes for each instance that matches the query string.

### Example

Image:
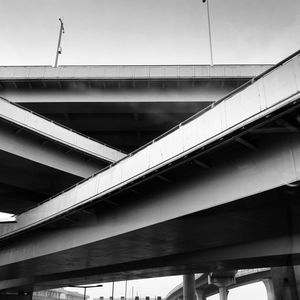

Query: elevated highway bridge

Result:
[0,55,300,299]
[0,64,268,214]
[165,269,271,300]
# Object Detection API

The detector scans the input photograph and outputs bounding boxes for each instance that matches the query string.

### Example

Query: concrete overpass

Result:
[0,95,125,214]
[0,64,268,214]
[0,64,271,152]
[0,54,300,299]
[165,269,271,300]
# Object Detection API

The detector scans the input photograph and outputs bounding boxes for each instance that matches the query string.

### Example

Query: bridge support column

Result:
[208,271,236,300]
[183,274,196,300]
[263,266,300,300]
[195,288,206,300]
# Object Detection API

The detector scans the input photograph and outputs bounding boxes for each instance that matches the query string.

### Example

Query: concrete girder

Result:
[0,97,126,163]
[0,153,79,196]
[0,65,271,82]
[1,85,235,104]
[0,124,104,178]
[0,134,298,287]
[21,102,212,115]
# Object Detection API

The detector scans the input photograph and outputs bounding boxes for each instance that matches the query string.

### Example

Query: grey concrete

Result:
[264,267,300,300]
[0,132,298,290]
[195,289,206,300]
[0,124,105,178]
[183,275,196,300]
[0,97,125,163]
[0,132,298,254]
[208,271,236,300]
[0,65,272,81]
[167,270,271,300]
[3,85,238,104]
[0,65,268,152]
[1,53,297,238]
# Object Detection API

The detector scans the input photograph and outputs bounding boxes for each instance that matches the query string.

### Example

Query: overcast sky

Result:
[1,0,300,65]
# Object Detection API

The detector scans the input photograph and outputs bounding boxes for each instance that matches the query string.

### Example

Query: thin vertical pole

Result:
[125,281,128,300]
[132,286,134,300]
[54,18,64,68]
[83,287,87,300]
[112,281,115,300]
[206,0,214,66]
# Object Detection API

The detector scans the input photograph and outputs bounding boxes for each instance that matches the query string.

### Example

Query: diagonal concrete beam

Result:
[0,96,126,163]
[0,125,105,178]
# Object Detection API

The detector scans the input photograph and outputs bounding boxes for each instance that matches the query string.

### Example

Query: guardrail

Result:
[0,50,299,239]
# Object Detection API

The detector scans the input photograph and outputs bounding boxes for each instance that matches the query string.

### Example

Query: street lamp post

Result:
[202,0,214,66]
[124,280,128,300]
[54,18,65,68]
[112,281,115,300]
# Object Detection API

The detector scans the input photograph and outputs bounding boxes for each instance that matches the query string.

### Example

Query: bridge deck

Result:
[0,96,126,163]
[0,65,271,81]
[0,54,299,239]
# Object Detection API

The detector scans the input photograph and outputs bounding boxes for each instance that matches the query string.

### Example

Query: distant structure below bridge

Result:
[33,288,88,300]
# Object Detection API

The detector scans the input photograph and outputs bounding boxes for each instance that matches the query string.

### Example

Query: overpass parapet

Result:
[0,65,272,81]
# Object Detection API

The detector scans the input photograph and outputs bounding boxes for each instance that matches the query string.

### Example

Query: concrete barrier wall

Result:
[0,65,271,80]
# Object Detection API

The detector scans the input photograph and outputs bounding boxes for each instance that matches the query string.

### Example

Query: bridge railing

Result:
[1,50,299,238]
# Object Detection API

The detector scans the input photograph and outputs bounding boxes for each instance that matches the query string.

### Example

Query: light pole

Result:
[69,283,103,300]
[112,281,115,300]
[202,0,214,66]
[124,280,128,300]
[54,18,65,68]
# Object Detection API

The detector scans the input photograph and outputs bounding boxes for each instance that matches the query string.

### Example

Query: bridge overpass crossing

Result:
[0,55,300,299]
[166,269,271,300]
[0,64,267,214]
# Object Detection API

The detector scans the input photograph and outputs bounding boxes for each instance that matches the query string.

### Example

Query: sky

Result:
[1,0,300,66]
[1,0,298,299]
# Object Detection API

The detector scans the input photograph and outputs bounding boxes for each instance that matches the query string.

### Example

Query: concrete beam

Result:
[0,125,104,178]
[0,134,298,282]
[183,274,196,300]
[2,86,234,104]
[0,97,126,163]
[0,65,272,81]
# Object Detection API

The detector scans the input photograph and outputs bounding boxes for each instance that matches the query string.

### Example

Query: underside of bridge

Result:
[0,60,299,298]
[0,100,300,293]
[0,73,250,215]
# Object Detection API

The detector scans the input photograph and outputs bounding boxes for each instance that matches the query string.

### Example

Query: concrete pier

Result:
[264,266,300,300]
[183,274,196,300]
